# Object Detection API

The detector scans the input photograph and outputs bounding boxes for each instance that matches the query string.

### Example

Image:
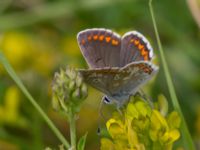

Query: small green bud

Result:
[52,95,61,110]
[72,88,81,100]
[52,67,88,113]
[69,81,76,91]
[80,83,88,99]
[76,73,83,87]
[66,67,76,80]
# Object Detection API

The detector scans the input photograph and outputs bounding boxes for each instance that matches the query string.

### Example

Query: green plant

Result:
[52,68,88,150]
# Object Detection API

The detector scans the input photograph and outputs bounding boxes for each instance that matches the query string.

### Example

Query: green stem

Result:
[0,52,70,149]
[148,0,195,149]
[68,108,77,150]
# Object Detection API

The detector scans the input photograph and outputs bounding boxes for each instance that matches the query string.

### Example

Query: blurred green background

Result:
[0,0,200,149]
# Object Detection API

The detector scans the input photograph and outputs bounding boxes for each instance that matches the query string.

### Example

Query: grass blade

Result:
[148,0,195,149]
[77,133,87,150]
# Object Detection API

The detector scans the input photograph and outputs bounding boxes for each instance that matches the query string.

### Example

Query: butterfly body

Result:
[77,28,158,107]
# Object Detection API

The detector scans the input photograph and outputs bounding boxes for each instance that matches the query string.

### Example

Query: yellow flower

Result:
[0,86,20,123]
[150,110,180,146]
[101,96,181,150]
[0,86,27,127]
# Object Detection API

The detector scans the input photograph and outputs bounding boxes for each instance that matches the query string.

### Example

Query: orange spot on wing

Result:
[99,35,104,41]
[130,39,135,43]
[144,55,149,61]
[141,48,149,61]
[88,36,92,41]
[134,40,139,45]
[112,39,119,46]
[138,44,144,50]
[81,39,85,45]
[141,48,148,56]
[105,36,111,43]
[93,35,98,40]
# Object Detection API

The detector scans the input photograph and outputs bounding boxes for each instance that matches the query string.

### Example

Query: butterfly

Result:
[77,28,158,107]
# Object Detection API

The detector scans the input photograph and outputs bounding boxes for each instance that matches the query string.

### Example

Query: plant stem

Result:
[68,108,76,150]
[0,52,70,149]
[148,0,195,149]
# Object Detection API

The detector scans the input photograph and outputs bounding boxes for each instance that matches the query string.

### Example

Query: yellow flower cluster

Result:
[101,95,181,150]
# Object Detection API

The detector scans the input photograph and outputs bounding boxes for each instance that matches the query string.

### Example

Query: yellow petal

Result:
[126,102,139,119]
[157,94,168,116]
[161,129,180,144]
[149,110,169,141]
[135,100,151,117]
[151,110,168,130]
[100,138,115,150]
[106,119,125,139]
[167,111,181,129]
[127,118,139,148]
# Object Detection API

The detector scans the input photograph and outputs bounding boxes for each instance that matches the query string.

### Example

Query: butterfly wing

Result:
[79,61,158,101]
[77,28,121,68]
[108,61,158,106]
[113,61,158,95]
[120,31,154,66]
[78,67,120,96]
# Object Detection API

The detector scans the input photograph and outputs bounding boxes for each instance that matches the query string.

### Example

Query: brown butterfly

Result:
[77,28,158,107]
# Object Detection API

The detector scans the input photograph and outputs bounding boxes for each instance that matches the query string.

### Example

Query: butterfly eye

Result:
[103,96,111,104]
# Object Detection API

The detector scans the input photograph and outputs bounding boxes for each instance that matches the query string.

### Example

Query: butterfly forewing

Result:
[77,28,121,68]
[120,31,153,66]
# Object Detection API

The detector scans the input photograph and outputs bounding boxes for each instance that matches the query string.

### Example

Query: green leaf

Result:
[77,132,87,150]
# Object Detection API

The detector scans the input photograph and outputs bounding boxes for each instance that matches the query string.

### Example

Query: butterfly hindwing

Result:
[120,31,153,66]
[104,61,158,106]
[113,61,158,96]
[78,67,120,96]
[79,61,158,102]
[77,28,121,68]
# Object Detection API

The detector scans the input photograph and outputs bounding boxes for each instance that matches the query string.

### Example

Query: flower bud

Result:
[52,67,88,113]
[72,88,81,100]
[80,83,88,99]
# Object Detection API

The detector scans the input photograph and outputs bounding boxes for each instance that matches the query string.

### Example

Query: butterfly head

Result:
[102,94,130,107]
[102,95,112,104]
